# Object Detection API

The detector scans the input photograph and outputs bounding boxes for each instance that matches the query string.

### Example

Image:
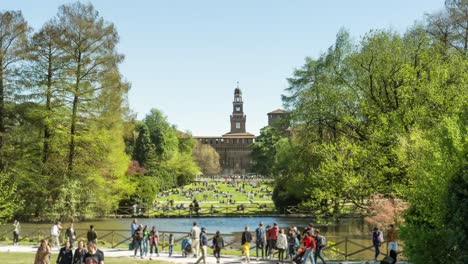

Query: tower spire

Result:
[230,85,246,133]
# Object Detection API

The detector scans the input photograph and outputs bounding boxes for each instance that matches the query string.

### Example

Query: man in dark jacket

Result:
[87,225,97,243]
[195,227,208,264]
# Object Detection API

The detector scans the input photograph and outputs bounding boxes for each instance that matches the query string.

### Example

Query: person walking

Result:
[87,225,97,243]
[72,240,87,264]
[314,229,327,264]
[387,224,398,263]
[133,225,144,259]
[287,227,298,259]
[372,226,383,262]
[83,242,104,264]
[268,222,279,259]
[191,222,201,258]
[241,226,253,263]
[195,227,208,264]
[56,241,73,264]
[142,225,150,257]
[149,226,160,259]
[255,222,265,260]
[168,233,174,257]
[65,223,76,247]
[212,230,225,264]
[50,221,62,249]
[265,225,271,257]
[12,219,20,245]
[34,239,52,264]
[276,229,288,263]
[301,231,316,264]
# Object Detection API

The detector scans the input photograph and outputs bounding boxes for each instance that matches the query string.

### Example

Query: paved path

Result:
[0,245,405,264]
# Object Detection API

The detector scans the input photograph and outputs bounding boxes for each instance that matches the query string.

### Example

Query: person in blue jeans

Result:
[255,222,265,260]
[142,225,150,257]
[168,233,174,257]
[133,225,144,259]
[314,229,327,264]
[302,231,316,264]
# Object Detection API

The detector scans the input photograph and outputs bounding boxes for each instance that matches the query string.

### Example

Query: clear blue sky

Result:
[3,0,443,136]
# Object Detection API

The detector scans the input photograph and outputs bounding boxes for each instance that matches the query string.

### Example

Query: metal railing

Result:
[114,204,279,217]
[0,226,404,261]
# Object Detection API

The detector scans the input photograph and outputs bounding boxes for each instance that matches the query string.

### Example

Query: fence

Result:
[114,204,281,217]
[0,225,404,261]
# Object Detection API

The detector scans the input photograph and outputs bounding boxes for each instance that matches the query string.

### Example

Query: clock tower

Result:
[229,84,246,133]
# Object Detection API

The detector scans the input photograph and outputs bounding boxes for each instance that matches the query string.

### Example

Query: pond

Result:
[15,216,366,237]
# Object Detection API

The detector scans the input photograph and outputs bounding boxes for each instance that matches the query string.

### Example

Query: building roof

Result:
[222,132,256,138]
[268,109,288,114]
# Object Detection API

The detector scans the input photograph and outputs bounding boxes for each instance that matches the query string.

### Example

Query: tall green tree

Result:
[144,109,179,160]
[133,123,157,169]
[250,126,281,177]
[56,2,122,178]
[0,11,30,172]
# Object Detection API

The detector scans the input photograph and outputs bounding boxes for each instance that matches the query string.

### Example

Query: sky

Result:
[2,0,444,136]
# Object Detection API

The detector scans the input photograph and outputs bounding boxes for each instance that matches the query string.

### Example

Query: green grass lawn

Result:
[0,252,173,264]
[140,180,276,217]
[158,181,273,203]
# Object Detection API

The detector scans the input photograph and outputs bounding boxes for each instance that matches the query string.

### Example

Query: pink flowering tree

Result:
[364,193,408,230]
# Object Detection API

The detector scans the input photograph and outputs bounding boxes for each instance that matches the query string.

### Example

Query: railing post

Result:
[162,232,166,251]
[111,231,114,248]
[345,236,348,260]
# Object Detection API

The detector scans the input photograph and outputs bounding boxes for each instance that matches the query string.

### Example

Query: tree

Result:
[0,11,30,171]
[0,172,21,223]
[28,21,66,168]
[192,142,220,177]
[55,2,122,178]
[250,126,281,177]
[144,109,179,160]
[133,123,157,169]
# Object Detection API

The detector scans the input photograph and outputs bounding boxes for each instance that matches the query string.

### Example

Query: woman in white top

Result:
[276,229,288,263]
[12,220,20,245]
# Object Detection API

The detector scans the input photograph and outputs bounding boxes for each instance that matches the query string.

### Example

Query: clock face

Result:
[236,106,241,111]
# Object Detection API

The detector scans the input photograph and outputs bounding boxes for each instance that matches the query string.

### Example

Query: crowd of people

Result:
[28,221,103,264]
[2,218,399,264]
[10,215,396,264]
[152,180,273,209]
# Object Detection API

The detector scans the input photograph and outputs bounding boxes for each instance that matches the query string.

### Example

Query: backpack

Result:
[317,235,326,247]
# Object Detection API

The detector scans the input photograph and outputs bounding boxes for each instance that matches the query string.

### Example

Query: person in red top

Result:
[301,231,316,264]
[268,223,279,259]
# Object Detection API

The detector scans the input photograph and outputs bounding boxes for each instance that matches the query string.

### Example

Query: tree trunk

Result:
[42,48,53,165]
[67,52,81,178]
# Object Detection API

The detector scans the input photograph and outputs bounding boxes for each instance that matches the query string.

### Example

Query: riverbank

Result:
[0,244,410,264]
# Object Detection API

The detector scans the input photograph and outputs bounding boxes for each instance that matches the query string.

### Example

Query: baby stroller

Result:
[292,247,305,264]
[181,237,193,257]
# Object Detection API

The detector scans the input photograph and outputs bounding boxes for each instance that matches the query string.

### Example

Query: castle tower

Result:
[229,84,246,133]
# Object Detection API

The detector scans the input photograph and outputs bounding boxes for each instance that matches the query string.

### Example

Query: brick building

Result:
[195,86,288,175]
[195,86,255,175]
